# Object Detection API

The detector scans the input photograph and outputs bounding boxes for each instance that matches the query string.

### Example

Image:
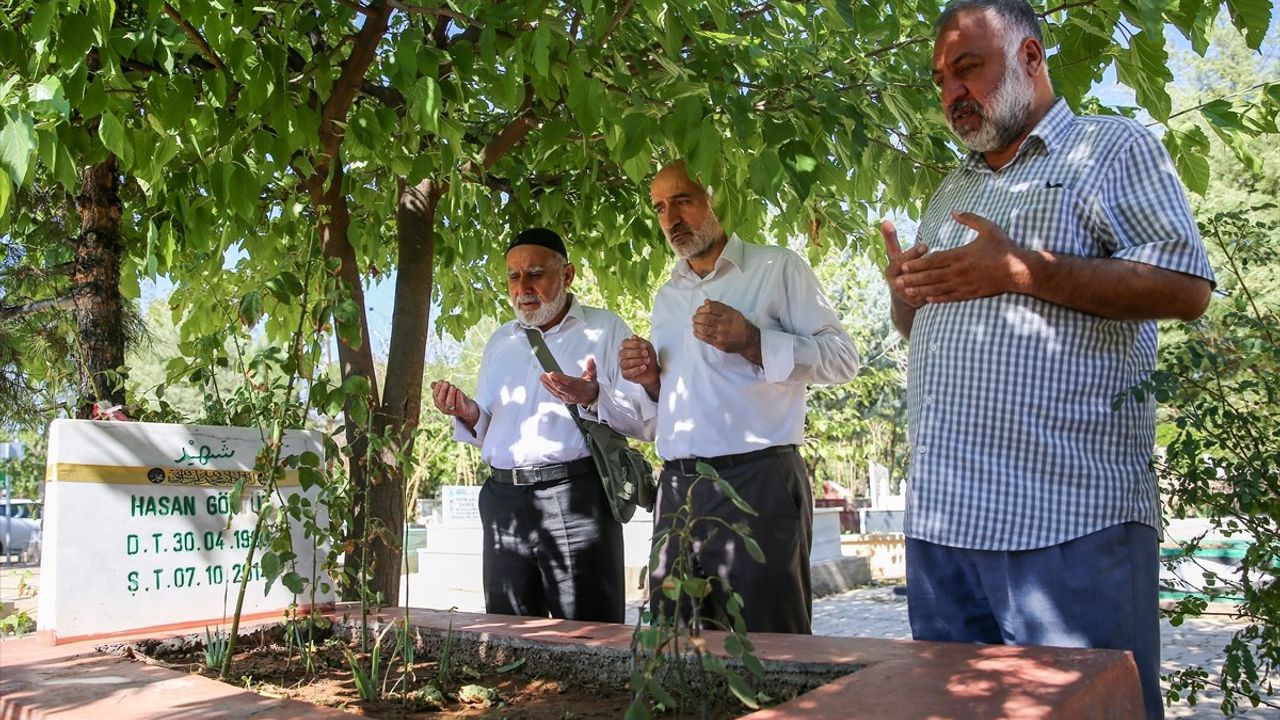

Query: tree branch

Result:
[1158,79,1280,124]
[319,1,393,160]
[864,35,930,60]
[387,0,480,27]
[163,2,226,70]
[334,0,374,15]
[1,296,77,320]
[1041,0,1099,16]
[600,0,637,47]
[869,137,950,175]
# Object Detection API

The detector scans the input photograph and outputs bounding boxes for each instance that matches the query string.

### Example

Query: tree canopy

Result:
[3,0,1278,599]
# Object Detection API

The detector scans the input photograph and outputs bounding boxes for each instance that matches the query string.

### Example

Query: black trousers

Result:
[649,448,813,634]
[478,468,624,623]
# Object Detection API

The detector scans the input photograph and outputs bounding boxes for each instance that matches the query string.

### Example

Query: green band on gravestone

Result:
[49,462,300,487]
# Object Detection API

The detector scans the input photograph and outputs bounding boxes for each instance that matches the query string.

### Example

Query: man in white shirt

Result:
[620,162,859,633]
[431,228,655,623]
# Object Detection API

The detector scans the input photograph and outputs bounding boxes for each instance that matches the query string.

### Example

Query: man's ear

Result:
[564,261,576,287]
[1022,37,1046,76]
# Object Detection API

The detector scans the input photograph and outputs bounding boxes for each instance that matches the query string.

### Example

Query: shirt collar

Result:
[960,97,1074,173]
[510,293,583,336]
[670,234,745,284]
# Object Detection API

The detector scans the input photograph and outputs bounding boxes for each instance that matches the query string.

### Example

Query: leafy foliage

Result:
[1143,206,1280,716]
[630,462,767,718]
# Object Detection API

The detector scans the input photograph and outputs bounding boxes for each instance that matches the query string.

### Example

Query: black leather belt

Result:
[663,445,797,475]
[490,456,596,486]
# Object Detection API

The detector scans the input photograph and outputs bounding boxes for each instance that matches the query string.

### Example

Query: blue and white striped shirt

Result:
[904,99,1215,550]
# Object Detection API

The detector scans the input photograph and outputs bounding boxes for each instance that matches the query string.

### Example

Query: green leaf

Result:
[531,25,550,78]
[298,465,322,491]
[1162,126,1210,195]
[239,291,264,327]
[713,474,759,516]
[1225,0,1272,50]
[688,117,721,183]
[742,536,767,563]
[1198,99,1246,132]
[566,74,602,135]
[683,576,711,599]
[623,699,651,720]
[780,140,819,201]
[0,169,11,218]
[645,677,678,709]
[724,668,760,709]
[57,13,96,69]
[98,111,127,158]
[281,571,305,594]
[0,110,36,187]
[1115,31,1172,122]
[28,76,70,119]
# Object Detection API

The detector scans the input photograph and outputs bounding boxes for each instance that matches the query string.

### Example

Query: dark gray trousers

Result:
[649,448,813,634]
[478,468,624,623]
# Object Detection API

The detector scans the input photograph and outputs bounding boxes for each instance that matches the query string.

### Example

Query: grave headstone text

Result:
[37,419,333,643]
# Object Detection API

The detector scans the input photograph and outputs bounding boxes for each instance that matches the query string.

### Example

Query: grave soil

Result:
[108,623,744,720]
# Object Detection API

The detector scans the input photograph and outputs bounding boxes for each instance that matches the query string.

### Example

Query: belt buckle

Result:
[511,467,540,486]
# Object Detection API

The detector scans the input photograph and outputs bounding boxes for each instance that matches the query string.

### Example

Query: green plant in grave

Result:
[203,626,231,672]
[1126,206,1280,716]
[213,247,354,681]
[628,462,769,719]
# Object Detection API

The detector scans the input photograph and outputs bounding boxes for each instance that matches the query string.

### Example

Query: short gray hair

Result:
[936,0,1043,47]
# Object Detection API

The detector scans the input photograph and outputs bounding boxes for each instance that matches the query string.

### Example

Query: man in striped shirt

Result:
[881,2,1215,717]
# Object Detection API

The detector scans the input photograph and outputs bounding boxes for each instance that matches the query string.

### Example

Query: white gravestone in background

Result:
[38,419,333,643]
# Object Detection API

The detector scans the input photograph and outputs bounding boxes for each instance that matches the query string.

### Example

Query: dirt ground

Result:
[121,626,741,719]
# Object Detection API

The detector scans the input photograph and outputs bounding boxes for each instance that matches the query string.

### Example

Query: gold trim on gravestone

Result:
[49,462,302,487]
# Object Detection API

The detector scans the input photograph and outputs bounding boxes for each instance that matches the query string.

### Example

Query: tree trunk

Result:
[307,162,383,601]
[72,155,125,419]
[366,178,441,604]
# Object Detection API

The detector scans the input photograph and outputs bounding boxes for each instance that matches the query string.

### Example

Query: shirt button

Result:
[925,394,935,406]
[917,445,927,455]
[930,343,939,353]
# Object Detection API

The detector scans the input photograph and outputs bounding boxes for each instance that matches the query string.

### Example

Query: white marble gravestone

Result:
[37,419,333,643]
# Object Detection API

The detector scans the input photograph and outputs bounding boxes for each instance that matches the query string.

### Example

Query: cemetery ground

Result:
[1,556,1270,720]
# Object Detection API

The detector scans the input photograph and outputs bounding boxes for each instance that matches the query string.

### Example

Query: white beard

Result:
[514,284,568,327]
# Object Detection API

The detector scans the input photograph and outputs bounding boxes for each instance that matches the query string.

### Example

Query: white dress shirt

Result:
[650,235,858,460]
[455,296,656,470]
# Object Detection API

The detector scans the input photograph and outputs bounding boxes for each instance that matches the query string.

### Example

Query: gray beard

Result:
[951,52,1036,153]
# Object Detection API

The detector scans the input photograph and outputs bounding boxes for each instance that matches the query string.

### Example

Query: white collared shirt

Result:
[650,235,858,460]
[455,296,656,470]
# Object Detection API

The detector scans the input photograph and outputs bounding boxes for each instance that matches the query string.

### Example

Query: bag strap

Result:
[524,327,591,436]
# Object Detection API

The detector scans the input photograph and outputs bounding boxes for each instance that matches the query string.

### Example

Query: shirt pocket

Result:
[1006,186,1097,257]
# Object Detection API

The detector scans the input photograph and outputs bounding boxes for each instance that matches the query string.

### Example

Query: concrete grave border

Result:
[1,602,1143,719]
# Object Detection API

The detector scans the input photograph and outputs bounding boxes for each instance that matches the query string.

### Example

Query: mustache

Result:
[516,292,541,303]
[668,222,693,238]
[949,99,983,122]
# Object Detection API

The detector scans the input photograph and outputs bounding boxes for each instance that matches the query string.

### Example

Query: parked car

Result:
[0,498,41,560]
